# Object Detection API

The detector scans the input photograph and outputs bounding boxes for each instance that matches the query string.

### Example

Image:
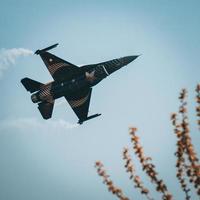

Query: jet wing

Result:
[64,88,92,123]
[39,52,80,82]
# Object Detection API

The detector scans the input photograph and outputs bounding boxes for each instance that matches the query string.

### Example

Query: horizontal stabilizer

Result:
[35,43,59,55]
[21,77,44,93]
[78,113,101,124]
[38,101,54,119]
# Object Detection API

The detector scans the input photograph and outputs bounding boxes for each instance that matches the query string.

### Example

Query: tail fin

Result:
[21,77,44,93]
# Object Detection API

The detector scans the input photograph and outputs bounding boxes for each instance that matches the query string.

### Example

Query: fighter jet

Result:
[21,44,139,124]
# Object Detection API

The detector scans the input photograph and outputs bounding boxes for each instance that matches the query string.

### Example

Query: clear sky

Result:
[0,0,200,199]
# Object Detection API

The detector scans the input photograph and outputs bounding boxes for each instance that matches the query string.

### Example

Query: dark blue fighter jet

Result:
[21,44,139,124]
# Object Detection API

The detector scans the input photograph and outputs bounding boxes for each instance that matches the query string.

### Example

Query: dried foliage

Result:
[196,84,200,130]
[95,161,130,200]
[123,147,154,200]
[171,88,200,197]
[95,84,200,200]
[129,128,173,200]
[171,113,191,200]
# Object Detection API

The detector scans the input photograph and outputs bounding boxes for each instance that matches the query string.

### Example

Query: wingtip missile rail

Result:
[78,114,102,124]
[35,43,59,55]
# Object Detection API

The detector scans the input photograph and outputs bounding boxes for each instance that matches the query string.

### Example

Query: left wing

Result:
[39,52,80,82]
[64,88,92,123]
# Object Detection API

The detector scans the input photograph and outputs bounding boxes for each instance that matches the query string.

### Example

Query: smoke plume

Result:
[0,118,79,133]
[0,48,33,78]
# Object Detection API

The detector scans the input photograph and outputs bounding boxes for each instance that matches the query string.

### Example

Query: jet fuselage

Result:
[31,56,136,104]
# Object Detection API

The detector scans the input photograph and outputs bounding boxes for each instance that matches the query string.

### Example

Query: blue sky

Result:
[0,0,200,199]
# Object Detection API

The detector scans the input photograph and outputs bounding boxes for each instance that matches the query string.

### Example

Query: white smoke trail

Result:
[0,118,79,133]
[0,48,33,78]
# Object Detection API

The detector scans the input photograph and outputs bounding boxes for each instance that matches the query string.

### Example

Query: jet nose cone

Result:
[122,55,139,65]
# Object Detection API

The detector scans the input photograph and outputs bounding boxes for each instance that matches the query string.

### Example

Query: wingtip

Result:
[34,43,59,55]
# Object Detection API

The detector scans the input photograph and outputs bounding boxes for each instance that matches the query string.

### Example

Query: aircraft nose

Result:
[103,55,140,75]
[122,55,139,65]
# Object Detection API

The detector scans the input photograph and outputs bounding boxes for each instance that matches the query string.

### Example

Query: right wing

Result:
[39,52,80,82]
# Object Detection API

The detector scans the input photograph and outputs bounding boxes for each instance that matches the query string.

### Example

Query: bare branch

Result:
[95,161,130,200]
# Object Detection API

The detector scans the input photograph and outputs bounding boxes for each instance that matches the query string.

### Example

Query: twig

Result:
[95,161,130,200]
[196,84,200,130]
[171,113,191,199]
[129,128,173,200]
[123,147,154,200]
